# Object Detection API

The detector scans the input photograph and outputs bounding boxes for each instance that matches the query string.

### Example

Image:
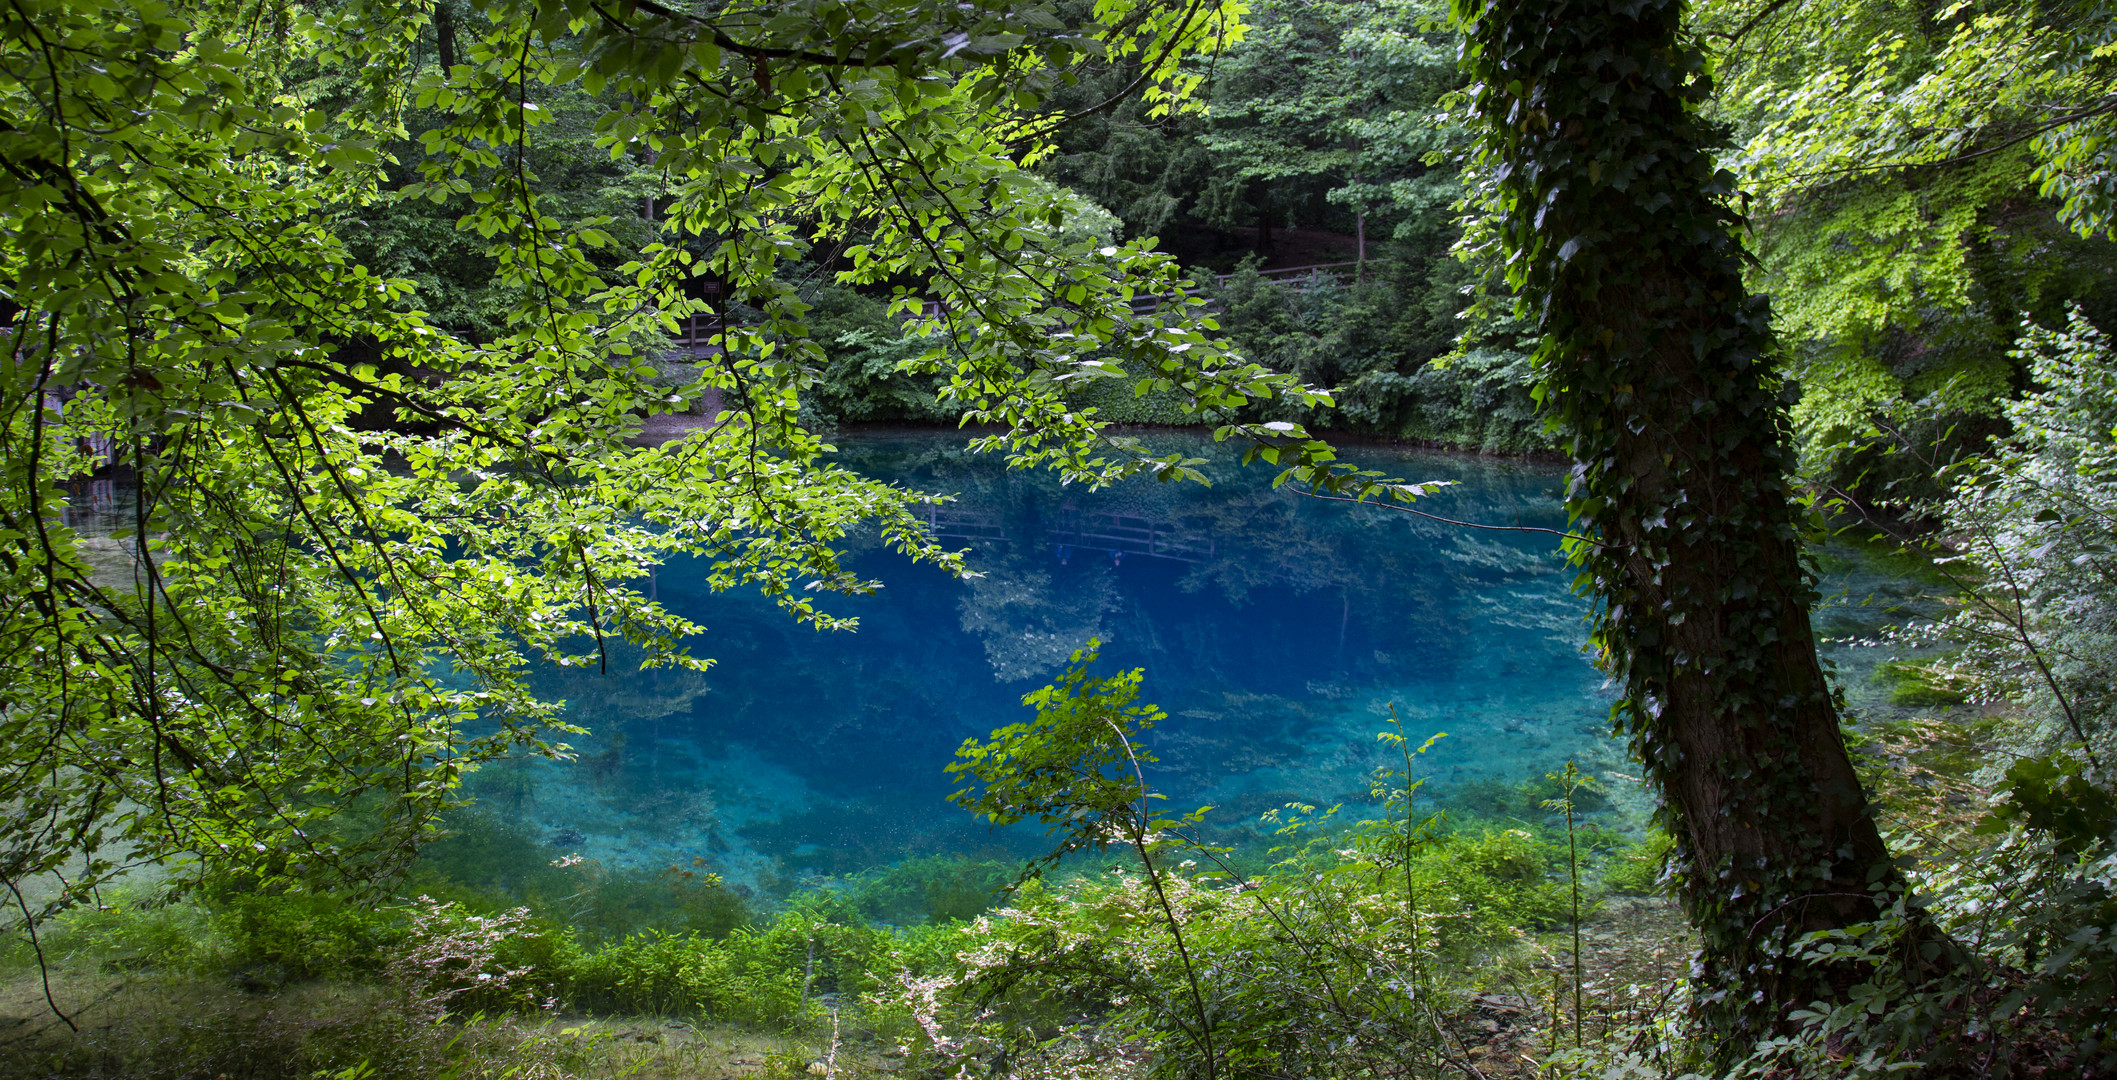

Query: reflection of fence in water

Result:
[1046,509,1214,565]
[60,479,121,531]
[913,504,1215,564]
[917,504,1010,544]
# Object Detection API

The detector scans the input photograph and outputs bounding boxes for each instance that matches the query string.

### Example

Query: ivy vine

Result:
[1455,0,1919,1047]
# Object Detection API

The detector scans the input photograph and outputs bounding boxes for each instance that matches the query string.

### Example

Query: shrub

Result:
[561,930,803,1024]
[897,854,1515,1080]
[1603,830,1675,896]
[212,893,407,987]
[887,919,975,978]
[559,857,753,943]
[1934,308,2117,762]
[1206,256,1553,452]
[387,898,570,1017]
[1407,828,1577,943]
[46,891,215,973]
[804,285,957,424]
[730,899,896,1000]
[563,931,722,1016]
[844,855,1013,925]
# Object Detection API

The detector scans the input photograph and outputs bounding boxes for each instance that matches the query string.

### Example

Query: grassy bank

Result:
[2,757,1692,1080]
[4,693,2034,1080]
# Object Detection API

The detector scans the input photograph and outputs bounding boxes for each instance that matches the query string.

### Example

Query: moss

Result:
[1439,770,1614,822]
[1830,527,1959,589]
[1892,684,1972,707]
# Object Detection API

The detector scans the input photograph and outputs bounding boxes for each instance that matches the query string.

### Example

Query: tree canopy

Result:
[0,0,1360,921]
[1698,0,2117,469]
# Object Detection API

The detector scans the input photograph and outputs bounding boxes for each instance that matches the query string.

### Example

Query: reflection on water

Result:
[58,477,125,532]
[492,432,1622,889]
[46,436,1952,900]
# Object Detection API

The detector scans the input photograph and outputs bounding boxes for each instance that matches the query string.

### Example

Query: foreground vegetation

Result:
[10,581,2112,1079]
[1,746,1681,1080]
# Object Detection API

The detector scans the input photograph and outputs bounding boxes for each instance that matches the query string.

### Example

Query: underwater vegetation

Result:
[0,732,1678,1080]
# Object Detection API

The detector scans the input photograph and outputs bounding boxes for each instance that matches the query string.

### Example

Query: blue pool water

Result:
[485,431,1631,890]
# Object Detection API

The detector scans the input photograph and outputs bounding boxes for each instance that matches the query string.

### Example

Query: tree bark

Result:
[1459,0,1910,1044]
[1355,207,1365,283]
[434,2,458,74]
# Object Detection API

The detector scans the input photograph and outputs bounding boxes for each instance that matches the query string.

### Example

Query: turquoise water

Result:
[476,431,1626,891]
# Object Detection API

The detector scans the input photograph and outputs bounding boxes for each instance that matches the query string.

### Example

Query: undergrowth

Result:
[0,755,1661,1080]
[24,652,2100,1080]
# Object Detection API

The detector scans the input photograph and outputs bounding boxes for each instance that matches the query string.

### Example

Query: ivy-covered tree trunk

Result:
[1457,0,1900,1042]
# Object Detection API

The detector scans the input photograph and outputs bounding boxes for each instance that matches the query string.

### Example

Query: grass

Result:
[0,970,912,1080]
[0,763,1729,1080]
[0,879,1706,1080]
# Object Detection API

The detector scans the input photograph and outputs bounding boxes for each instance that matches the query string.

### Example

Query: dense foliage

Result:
[1699,0,2117,475]
[0,0,1357,927]
[1933,309,2117,763]
[1,699,1648,1080]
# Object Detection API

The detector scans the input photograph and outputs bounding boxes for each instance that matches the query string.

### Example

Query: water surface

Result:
[55,437,1954,899]
[484,432,1621,889]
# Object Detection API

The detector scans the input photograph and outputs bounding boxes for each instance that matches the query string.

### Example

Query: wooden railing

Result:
[917,504,1010,544]
[1212,259,1379,287]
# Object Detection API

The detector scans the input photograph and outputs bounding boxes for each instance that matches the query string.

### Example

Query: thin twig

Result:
[3,874,76,1031]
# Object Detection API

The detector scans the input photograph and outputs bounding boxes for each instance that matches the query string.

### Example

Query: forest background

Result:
[4,0,2117,1077]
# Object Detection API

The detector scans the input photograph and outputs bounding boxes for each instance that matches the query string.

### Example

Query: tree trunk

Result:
[1355,208,1366,284]
[434,2,457,73]
[1459,0,1910,1045]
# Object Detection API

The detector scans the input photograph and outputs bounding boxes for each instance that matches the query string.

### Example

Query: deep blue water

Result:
[491,427,1617,885]
[484,431,1626,889]
[58,438,1948,900]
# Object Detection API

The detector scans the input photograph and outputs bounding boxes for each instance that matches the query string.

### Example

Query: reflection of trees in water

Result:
[510,439,1577,745]
[1168,481,1577,672]
[1174,491,1370,601]
[840,434,1579,689]
[1443,535,1560,574]
[958,562,1123,682]
[490,436,1594,873]
[533,641,712,728]
[486,438,1585,752]
[1161,691,1321,781]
